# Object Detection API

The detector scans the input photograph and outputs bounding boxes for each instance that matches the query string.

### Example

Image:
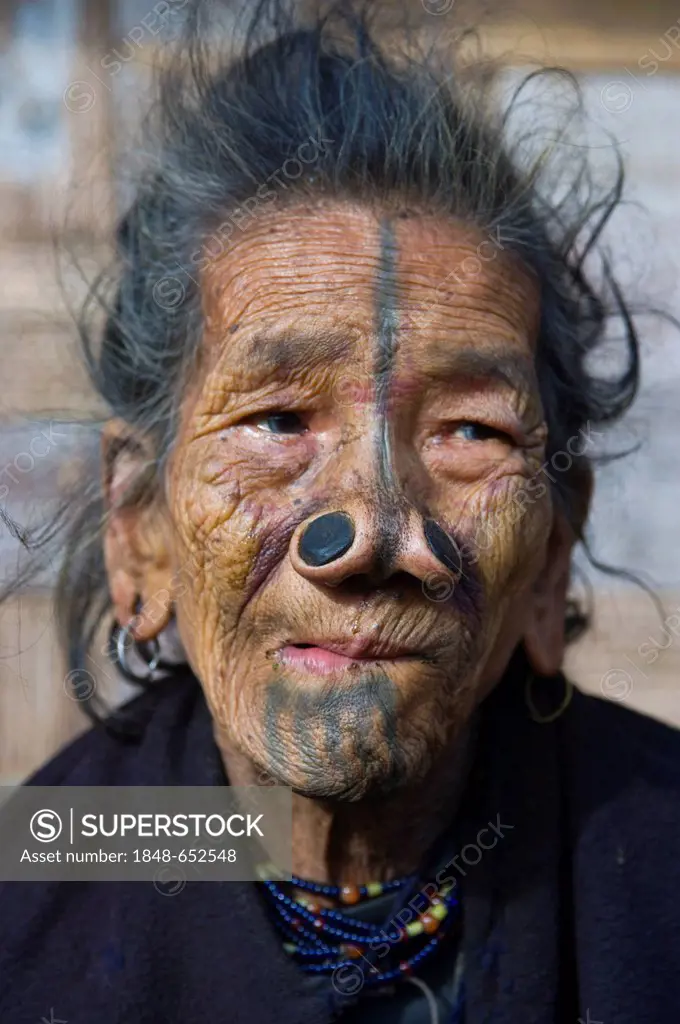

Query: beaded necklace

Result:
[259,869,460,989]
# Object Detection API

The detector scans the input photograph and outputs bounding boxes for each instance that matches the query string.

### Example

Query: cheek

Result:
[166,434,324,613]
[169,450,253,595]
[199,428,315,498]
[441,473,552,595]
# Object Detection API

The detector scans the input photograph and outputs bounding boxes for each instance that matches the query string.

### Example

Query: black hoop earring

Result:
[110,621,161,683]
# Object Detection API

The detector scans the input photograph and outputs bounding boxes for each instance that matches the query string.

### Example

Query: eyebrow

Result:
[423,345,538,393]
[242,329,356,375]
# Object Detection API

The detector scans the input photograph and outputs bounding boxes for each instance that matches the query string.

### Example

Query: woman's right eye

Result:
[249,412,307,435]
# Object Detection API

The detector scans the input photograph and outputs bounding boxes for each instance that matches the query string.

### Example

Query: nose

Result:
[289,503,463,588]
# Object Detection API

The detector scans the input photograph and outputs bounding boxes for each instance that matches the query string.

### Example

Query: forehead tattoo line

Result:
[371,217,407,567]
[375,219,401,489]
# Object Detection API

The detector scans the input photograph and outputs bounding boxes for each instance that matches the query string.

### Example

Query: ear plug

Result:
[298,512,356,567]
[423,519,463,574]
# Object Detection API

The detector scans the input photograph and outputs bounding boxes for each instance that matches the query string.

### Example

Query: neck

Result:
[216,720,478,884]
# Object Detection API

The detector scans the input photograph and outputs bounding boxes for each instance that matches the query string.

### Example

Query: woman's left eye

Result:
[451,422,512,443]
[253,412,307,435]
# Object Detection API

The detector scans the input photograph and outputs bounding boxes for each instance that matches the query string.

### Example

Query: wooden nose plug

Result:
[298,512,356,567]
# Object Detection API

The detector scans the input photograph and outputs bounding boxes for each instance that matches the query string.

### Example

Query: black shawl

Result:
[1,667,679,1023]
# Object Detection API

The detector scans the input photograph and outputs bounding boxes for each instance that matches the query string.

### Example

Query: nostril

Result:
[423,519,463,574]
[297,512,355,568]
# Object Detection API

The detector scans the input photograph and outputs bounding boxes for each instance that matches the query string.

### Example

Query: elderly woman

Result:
[1,1,678,1022]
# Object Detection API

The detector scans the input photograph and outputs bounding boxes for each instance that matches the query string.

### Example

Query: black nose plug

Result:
[298,512,356,567]
[424,519,463,574]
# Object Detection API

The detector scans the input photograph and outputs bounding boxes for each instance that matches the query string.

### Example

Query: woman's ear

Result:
[522,514,576,677]
[102,420,174,642]
[524,464,592,677]
[522,515,573,677]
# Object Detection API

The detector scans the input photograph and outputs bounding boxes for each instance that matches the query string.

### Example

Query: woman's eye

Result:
[451,422,511,443]
[252,412,306,435]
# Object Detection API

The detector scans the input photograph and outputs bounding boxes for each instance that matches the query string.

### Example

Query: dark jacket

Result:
[0,668,679,1023]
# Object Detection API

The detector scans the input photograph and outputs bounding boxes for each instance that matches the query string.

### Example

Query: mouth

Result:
[275,638,424,675]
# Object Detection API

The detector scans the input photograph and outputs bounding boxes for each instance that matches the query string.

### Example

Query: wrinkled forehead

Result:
[200,202,541,378]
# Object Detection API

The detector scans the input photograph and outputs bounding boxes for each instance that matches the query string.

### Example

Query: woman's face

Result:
[107,202,572,800]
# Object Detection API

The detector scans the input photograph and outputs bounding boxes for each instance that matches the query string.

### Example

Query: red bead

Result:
[313,917,324,929]
[399,960,412,974]
[342,944,362,959]
[340,885,361,905]
[421,913,440,934]
[290,917,302,931]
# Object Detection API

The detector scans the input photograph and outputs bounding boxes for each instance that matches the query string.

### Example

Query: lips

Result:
[276,637,423,675]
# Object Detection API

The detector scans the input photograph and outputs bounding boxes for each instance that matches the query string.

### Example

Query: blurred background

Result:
[1,0,679,783]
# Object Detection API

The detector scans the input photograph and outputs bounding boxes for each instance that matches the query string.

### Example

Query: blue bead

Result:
[265,871,462,996]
